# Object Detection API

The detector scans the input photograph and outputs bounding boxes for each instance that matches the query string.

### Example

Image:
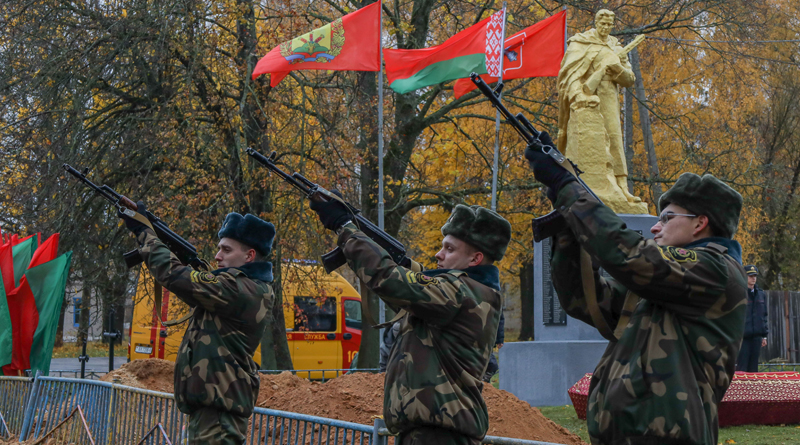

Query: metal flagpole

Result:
[377,0,386,340]
[564,5,568,53]
[490,3,508,212]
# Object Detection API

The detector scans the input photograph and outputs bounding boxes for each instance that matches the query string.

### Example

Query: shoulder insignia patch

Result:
[405,270,437,286]
[659,246,698,263]
[191,270,219,284]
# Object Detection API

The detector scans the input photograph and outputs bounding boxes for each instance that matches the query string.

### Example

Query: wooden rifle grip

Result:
[119,195,138,210]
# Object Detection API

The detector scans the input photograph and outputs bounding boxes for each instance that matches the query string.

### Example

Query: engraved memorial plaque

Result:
[540,237,567,325]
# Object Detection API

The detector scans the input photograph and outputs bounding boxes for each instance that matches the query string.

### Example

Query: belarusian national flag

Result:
[252,1,381,87]
[453,10,566,98]
[384,8,506,94]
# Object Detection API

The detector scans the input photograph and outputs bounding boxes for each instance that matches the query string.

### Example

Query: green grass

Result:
[536,405,800,445]
[717,424,800,445]
[537,405,591,443]
[51,341,115,358]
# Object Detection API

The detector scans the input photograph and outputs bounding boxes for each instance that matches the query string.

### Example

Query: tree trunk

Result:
[518,261,534,341]
[54,294,68,348]
[261,234,292,370]
[630,49,663,203]
[80,285,91,343]
[354,65,381,368]
[271,241,293,370]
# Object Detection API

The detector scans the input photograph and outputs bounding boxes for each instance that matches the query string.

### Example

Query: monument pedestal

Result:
[500,214,658,406]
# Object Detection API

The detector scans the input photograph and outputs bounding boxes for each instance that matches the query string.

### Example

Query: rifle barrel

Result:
[469,73,535,143]
[246,148,312,195]
[63,164,119,205]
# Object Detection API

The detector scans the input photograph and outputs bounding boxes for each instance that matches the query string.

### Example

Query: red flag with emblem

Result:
[252,2,381,87]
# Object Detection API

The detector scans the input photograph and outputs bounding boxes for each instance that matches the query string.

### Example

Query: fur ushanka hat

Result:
[218,213,276,256]
[658,173,743,239]
[440,205,512,261]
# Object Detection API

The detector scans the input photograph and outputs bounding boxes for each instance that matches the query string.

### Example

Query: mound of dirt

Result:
[105,359,585,444]
[101,358,175,393]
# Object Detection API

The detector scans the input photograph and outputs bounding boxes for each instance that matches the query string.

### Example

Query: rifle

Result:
[63,164,205,270]
[245,149,409,273]
[582,35,646,96]
[469,72,602,242]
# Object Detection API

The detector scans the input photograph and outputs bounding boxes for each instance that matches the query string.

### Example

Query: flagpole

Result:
[377,0,386,333]
[563,5,568,53]
[490,2,508,212]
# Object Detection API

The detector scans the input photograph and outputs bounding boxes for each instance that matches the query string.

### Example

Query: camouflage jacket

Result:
[550,183,747,445]
[136,229,274,417]
[337,223,503,439]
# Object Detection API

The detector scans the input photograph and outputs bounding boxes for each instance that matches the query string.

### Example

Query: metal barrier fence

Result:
[759,363,800,372]
[0,375,32,438]
[48,369,106,380]
[0,374,567,445]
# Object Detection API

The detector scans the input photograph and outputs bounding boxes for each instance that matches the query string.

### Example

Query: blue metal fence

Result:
[0,375,567,445]
[0,375,32,438]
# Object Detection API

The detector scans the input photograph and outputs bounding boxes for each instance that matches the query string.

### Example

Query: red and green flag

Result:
[2,234,70,376]
[26,251,73,375]
[11,236,36,288]
[252,1,381,87]
[453,10,566,98]
[384,8,506,94]
[0,236,13,371]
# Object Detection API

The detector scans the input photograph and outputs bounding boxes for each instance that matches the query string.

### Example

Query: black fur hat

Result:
[658,173,742,239]
[440,205,512,261]
[218,213,276,256]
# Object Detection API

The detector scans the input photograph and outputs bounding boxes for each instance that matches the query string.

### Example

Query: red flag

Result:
[453,10,566,98]
[2,279,37,374]
[0,243,12,295]
[10,234,34,246]
[29,234,59,269]
[252,2,381,87]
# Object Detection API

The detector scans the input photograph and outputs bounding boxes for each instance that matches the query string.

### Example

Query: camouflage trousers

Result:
[397,427,480,445]
[188,407,248,445]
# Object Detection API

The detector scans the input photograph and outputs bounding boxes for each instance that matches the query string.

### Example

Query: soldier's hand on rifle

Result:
[309,189,352,231]
[118,200,152,235]
[524,131,576,202]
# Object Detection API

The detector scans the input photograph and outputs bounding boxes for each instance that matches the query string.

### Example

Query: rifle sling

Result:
[580,249,616,341]
[127,210,155,233]
[152,271,194,330]
[614,290,640,340]
[580,249,640,341]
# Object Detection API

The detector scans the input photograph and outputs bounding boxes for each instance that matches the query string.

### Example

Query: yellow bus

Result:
[128,263,362,378]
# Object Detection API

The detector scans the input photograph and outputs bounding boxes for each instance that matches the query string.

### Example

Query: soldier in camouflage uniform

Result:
[525,133,747,445]
[121,204,275,445]
[310,197,510,445]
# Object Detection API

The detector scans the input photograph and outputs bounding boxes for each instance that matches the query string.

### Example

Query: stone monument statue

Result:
[557,9,648,214]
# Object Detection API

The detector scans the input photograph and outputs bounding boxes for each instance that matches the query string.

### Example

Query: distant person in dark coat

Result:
[737,265,768,372]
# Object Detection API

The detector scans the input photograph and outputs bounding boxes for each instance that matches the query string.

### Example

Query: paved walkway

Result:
[49,357,126,374]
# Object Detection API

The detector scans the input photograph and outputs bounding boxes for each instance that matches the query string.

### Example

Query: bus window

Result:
[294,297,337,331]
[344,300,362,330]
